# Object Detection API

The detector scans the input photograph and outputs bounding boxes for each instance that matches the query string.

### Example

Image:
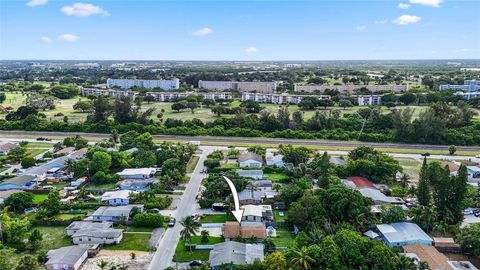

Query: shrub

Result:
[132,213,164,227]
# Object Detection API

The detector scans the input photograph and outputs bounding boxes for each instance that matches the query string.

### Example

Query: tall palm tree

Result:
[180,216,200,252]
[290,246,315,270]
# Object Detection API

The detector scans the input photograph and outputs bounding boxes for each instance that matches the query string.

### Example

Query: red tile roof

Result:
[347,176,374,188]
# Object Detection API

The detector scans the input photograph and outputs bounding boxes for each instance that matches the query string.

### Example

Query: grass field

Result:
[274,210,288,222]
[266,173,289,183]
[174,236,224,262]
[53,213,86,220]
[186,155,200,173]
[25,149,46,158]
[103,233,152,251]
[33,226,72,250]
[32,193,48,204]
[86,183,117,190]
[270,227,295,247]
[200,214,234,223]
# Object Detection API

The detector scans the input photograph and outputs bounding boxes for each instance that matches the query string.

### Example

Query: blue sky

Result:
[1,0,479,60]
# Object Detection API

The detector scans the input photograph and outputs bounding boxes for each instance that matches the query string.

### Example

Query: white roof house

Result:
[241,205,263,218]
[91,204,144,222]
[266,154,285,168]
[45,246,88,270]
[358,188,405,204]
[66,221,113,236]
[117,168,156,179]
[209,242,264,268]
[101,190,137,202]
[376,222,433,247]
[236,169,264,180]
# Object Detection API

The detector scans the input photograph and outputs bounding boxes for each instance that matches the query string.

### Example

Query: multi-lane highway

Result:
[1,130,480,152]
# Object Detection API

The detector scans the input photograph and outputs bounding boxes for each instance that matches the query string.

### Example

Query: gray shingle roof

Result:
[72,228,123,238]
[238,152,263,163]
[46,246,88,265]
[67,221,113,231]
[91,204,143,218]
[209,241,264,267]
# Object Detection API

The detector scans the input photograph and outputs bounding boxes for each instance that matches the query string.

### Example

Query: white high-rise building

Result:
[107,78,180,90]
[198,80,276,93]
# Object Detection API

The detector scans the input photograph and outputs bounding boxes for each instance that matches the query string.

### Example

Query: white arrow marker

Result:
[222,176,244,223]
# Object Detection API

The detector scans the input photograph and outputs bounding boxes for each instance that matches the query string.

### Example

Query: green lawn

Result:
[119,226,156,233]
[103,233,152,251]
[186,155,200,173]
[174,236,224,262]
[32,194,48,204]
[33,226,72,250]
[200,214,234,223]
[25,149,46,159]
[53,213,85,221]
[266,173,289,183]
[24,142,54,149]
[274,210,288,222]
[270,227,295,247]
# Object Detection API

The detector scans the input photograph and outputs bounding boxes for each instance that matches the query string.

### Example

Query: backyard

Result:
[270,227,295,247]
[103,233,153,252]
[200,214,234,224]
[174,236,224,262]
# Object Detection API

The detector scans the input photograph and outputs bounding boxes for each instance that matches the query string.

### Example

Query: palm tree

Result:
[290,246,315,270]
[201,229,210,243]
[401,173,410,189]
[64,158,77,174]
[97,260,109,270]
[180,216,200,252]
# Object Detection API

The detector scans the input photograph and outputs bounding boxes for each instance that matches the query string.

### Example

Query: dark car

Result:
[189,260,203,267]
[168,218,176,227]
[421,153,430,157]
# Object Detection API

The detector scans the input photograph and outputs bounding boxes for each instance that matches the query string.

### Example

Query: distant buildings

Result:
[353,95,382,106]
[199,80,276,93]
[0,142,17,155]
[145,91,233,102]
[241,92,330,105]
[81,88,137,99]
[107,78,180,90]
[439,80,480,91]
[294,83,408,93]
[454,91,480,100]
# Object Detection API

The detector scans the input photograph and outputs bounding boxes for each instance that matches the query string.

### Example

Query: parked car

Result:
[464,209,473,215]
[189,260,203,267]
[168,218,176,227]
[3,164,11,168]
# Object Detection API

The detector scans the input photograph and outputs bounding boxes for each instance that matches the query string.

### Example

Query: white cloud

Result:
[409,0,442,7]
[61,2,109,17]
[244,46,259,53]
[26,0,47,7]
[398,3,410,9]
[393,15,421,25]
[58,34,79,42]
[40,36,52,43]
[193,27,213,36]
[356,25,367,31]
[454,48,475,54]
[374,20,388,25]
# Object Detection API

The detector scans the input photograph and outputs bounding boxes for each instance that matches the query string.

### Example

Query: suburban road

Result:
[148,149,211,270]
[1,130,480,152]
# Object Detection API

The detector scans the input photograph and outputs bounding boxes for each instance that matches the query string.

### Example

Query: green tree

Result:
[41,190,61,216]
[448,145,457,155]
[0,247,16,270]
[457,223,480,257]
[290,246,315,270]
[180,216,201,252]
[20,157,35,168]
[4,192,33,213]
[416,157,431,207]
[380,205,406,224]
[200,230,209,243]
[8,146,26,162]
[90,151,112,173]
[263,251,287,270]
[279,145,311,166]
[27,229,43,251]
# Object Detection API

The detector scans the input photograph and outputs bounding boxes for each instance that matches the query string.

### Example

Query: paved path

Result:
[148,149,211,270]
[148,228,165,249]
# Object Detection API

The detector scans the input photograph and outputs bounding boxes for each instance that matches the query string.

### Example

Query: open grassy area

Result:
[25,149,46,159]
[274,210,288,222]
[270,227,295,247]
[32,193,48,204]
[103,233,152,252]
[53,213,85,221]
[186,155,200,173]
[118,226,156,233]
[33,226,72,250]
[200,214,234,223]
[174,236,224,262]
[24,142,54,149]
[266,173,289,183]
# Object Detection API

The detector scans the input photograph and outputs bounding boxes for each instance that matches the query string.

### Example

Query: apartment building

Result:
[107,78,180,90]
[353,95,382,106]
[81,88,137,99]
[241,92,330,104]
[294,84,408,94]
[199,80,276,93]
[454,91,480,100]
[439,80,480,91]
[145,91,233,102]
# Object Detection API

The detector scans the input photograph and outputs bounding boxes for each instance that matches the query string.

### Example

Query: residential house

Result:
[66,221,113,236]
[0,189,23,204]
[329,156,346,166]
[72,228,123,245]
[70,177,87,187]
[117,168,156,179]
[376,222,433,247]
[358,188,405,205]
[45,246,88,270]
[248,180,272,188]
[69,148,88,160]
[0,142,17,155]
[241,204,274,222]
[209,241,264,270]
[402,244,466,270]
[90,204,144,222]
[235,169,264,180]
[101,190,137,205]
[55,147,76,157]
[0,174,38,190]
[238,153,263,168]
[118,178,160,191]
[223,221,267,241]
[238,187,277,206]
[266,154,285,168]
